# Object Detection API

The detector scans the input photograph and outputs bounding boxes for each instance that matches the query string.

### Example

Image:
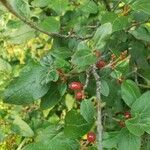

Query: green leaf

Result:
[9,25,35,44]
[6,20,22,29]
[0,129,5,142]
[71,49,97,68]
[12,115,34,137]
[39,17,60,33]
[113,16,130,32]
[101,13,130,32]
[3,62,50,105]
[102,132,119,149]
[129,42,150,80]
[131,91,150,116]
[49,0,69,15]
[23,125,79,150]
[80,99,95,123]
[118,128,141,150]
[101,12,118,25]
[141,134,150,150]
[9,0,30,18]
[64,109,93,139]
[65,94,75,111]
[81,0,98,14]
[93,23,112,49]
[126,91,150,136]
[131,0,150,15]
[129,26,150,42]
[100,80,110,97]
[31,0,51,7]
[0,58,11,73]
[58,83,67,96]
[52,47,72,59]
[40,83,62,109]
[121,80,141,107]
[54,58,71,69]
[42,68,59,84]
[125,116,145,136]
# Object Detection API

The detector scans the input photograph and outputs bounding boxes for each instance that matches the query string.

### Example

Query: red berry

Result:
[75,91,84,101]
[96,60,106,69]
[124,111,131,119]
[87,132,96,143]
[69,82,83,91]
[118,121,125,128]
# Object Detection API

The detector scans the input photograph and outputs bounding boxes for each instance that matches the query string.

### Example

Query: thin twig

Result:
[16,138,26,150]
[92,64,103,150]
[0,0,94,40]
[83,68,91,90]
[138,84,150,89]
[112,0,122,11]
[126,18,150,31]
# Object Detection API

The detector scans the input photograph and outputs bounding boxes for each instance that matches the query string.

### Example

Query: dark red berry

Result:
[87,132,96,143]
[124,111,131,119]
[69,82,83,91]
[75,91,84,101]
[118,121,125,128]
[96,60,106,69]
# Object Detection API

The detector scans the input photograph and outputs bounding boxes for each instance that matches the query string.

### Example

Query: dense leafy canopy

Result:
[0,0,150,149]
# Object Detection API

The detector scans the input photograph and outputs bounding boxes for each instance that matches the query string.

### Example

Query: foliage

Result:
[0,0,150,150]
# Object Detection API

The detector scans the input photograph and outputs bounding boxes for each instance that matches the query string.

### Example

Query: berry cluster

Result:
[69,82,84,101]
[69,82,96,143]
[118,111,132,128]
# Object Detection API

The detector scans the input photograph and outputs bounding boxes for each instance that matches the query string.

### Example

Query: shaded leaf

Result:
[81,1,98,14]
[126,91,150,136]
[80,99,95,123]
[12,115,34,137]
[103,132,119,149]
[121,80,141,107]
[23,125,79,150]
[93,23,112,49]
[9,0,30,18]
[9,25,35,44]
[3,62,50,105]
[71,49,97,67]
[39,17,60,33]
[100,80,109,97]
[64,110,93,139]
[129,26,150,42]
[40,83,62,109]
[131,0,150,15]
[118,128,141,150]
[49,0,69,15]
[31,0,51,7]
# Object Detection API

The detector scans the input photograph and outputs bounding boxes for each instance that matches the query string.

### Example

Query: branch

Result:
[92,64,103,150]
[0,0,93,40]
